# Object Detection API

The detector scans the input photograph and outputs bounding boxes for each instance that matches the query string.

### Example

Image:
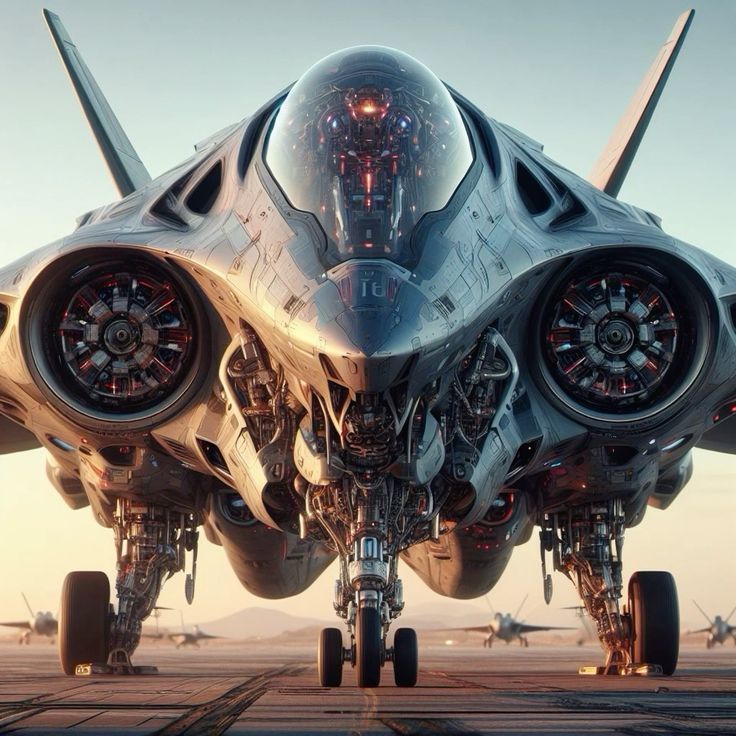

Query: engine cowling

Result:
[202,490,336,598]
[401,490,534,598]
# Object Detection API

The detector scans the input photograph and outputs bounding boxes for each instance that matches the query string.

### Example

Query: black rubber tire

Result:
[356,606,382,688]
[318,627,343,687]
[393,628,418,687]
[628,570,679,676]
[59,571,110,676]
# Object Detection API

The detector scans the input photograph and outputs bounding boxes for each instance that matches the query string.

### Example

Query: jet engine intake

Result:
[24,252,208,428]
[535,252,712,425]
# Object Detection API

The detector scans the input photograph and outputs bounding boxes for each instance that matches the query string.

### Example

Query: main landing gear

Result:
[540,499,679,675]
[58,499,198,676]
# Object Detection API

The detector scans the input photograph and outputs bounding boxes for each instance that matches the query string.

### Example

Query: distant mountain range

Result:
[199,607,332,639]
[195,602,498,640]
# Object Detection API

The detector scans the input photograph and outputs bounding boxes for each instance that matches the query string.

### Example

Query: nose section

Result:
[309,261,446,391]
[334,306,400,357]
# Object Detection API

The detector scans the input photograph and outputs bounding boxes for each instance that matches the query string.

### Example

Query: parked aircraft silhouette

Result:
[439,595,572,647]
[688,601,736,649]
[0,594,58,644]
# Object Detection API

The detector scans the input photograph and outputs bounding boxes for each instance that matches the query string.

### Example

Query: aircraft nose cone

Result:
[335,307,400,357]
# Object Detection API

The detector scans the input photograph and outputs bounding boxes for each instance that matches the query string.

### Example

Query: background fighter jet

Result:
[439,596,572,648]
[0,7,733,687]
[689,601,736,649]
[0,594,58,644]
[167,625,221,650]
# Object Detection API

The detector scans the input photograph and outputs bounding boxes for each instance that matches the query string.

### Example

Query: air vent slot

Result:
[155,436,199,467]
[507,437,541,478]
[186,161,222,215]
[515,160,551,215]
[198,439,231,476]
[730,303,736,333]
[549,192,587,229]
[328,381,349,416]
[283,295,305,316]
[150,192,188,229]
[320,354,341,381]
[603,445,639,466]
[0,396,25,423]
[99,445,137,467]
[433,295,456,319]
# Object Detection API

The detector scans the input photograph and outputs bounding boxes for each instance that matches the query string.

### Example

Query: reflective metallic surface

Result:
[0,9,729,682]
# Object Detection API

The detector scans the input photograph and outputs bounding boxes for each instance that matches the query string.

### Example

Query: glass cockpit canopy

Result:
[265,46,474,261]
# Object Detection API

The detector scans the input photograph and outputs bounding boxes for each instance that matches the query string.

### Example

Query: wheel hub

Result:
[597,317,635,355]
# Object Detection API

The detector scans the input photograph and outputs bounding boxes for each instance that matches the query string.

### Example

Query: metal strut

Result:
[540,498,653,675]
[103,499,198,673]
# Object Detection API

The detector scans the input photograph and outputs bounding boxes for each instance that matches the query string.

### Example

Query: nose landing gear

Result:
[310,475,423,688]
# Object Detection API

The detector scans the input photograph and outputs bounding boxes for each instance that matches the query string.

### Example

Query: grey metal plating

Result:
[3,14,732,680]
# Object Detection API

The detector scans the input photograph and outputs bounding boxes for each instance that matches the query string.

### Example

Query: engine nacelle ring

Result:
[24,251,209,428]
[533,252,713,426]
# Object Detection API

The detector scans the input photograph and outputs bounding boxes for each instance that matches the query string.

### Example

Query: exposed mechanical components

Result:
[540,499,679,675]
[308,476,419,687]
[446,327,513,447]
[107,499,198,670]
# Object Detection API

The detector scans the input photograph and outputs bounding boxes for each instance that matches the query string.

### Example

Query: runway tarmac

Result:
[0,641,734,735]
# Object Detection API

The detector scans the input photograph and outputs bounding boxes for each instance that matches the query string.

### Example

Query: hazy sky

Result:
[1,1,735,633]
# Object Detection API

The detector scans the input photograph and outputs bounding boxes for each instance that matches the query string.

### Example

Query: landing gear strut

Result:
[310,475,423,687]
[59,499,198,675]
[540,498,679,675]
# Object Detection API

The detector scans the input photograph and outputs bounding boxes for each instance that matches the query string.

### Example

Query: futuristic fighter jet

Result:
[438,596,572,648]
[167,625,221,649]
[0,594,58,644]
[1,8,731,686]
[689,601,736,649]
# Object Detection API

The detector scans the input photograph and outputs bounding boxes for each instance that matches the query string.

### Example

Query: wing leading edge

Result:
[588,9,694,197]
[43,9,151,197]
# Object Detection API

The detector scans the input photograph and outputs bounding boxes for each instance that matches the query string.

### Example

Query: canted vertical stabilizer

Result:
[588,10,694,198]
[43,9,152,197]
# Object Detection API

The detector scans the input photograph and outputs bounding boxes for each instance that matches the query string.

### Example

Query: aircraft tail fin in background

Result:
[588,9,694,198]
[692,599,713,626]
[43,9,152,198]
[21,593,34,619]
